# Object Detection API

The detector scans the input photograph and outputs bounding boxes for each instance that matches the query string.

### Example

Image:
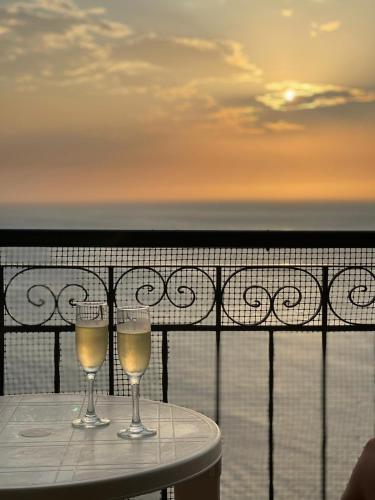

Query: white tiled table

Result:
[0,394,221,499]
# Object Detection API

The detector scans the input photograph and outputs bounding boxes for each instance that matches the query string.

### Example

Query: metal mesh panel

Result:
[273,332,321,499]
[221,331,269,500]
[5,331,55,394]
[168,331,216,420]
[1,240,375,500]
[2,245,375,268]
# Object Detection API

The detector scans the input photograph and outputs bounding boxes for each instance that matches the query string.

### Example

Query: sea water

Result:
[1,202,375,230]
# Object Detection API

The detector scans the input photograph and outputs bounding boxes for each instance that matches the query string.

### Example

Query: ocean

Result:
[1,202,375,500]
[1,201,375,230]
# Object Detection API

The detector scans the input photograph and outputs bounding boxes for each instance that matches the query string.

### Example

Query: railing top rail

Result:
[0,229,375,248]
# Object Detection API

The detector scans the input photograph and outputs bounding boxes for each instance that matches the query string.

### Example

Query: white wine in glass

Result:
[117,306,156,439]
[72,301,110,428]
[76,320,108,373]
[117,323,151,376]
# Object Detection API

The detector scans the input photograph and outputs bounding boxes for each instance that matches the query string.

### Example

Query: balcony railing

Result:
[1,229,375,500]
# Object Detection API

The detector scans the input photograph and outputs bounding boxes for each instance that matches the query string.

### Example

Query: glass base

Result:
[72,415,110,429]
[117,423,156,439]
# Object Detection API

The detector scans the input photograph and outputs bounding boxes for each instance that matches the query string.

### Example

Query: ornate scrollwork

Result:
[5,267,107,326]
[328,267,375,325]
[56,284,90,323]
[21,283,56,325]
[222,267,322,326]
[13,263,374,328]
[165,267,216,324]
[240,285,273,324]
[115,267,166,308]
[115,266,216,325]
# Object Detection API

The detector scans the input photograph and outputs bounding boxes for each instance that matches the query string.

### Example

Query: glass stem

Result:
[131,378,141,426]
[86,373,96,417]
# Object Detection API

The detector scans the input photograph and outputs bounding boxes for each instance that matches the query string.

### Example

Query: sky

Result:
[0,0,374,204]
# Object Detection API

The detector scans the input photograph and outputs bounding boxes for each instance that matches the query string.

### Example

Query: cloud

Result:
[172,37,218,51]
[208,106,261,133]
[0,0,264,133]
[0,0,131,59]
[5,0,104,19]
[223,40,261,74]
[310,20,341,37]
[281,9,294,18]
[320,20,341,32]
[64,60,160,79]
[108,34,261,81]
[264,121,305,132]
[256,81,375,111]
[0,0,261,93]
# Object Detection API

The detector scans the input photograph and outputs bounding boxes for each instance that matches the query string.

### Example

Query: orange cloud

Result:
[310,20,341,37]
[281,9,294,18]
[320,20,342,32]
[257,81,375,111]
[264,121,305,132]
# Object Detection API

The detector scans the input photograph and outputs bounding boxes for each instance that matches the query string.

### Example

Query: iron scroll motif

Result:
[221,267,323,326]
[114,267,166,308]
[6,264,374,328]
[328,267,375,325]
[4,267,108,326]
[114,266,216,325]
[5,265,216,327]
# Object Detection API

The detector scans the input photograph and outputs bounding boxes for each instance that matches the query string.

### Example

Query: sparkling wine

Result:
[75,320,108,373]
[117,325,151,376]
[116,307,156,439]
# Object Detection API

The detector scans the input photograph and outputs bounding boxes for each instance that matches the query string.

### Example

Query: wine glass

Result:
[72,301,110,428]
[116,306,156,439]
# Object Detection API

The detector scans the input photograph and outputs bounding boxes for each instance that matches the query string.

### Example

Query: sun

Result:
[284,88,296,102]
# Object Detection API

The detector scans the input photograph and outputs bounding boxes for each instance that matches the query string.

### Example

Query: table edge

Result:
[0,396,222,499]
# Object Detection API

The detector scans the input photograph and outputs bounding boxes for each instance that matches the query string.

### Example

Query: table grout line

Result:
[57,418,75,484]
[171,405,177,462]
[157,402,161,465]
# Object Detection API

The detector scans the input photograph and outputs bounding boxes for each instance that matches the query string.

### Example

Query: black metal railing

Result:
[1,230,375,500]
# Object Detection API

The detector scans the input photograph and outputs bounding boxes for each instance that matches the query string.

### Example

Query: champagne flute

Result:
[72,301,110,428]
[117,306,156,439]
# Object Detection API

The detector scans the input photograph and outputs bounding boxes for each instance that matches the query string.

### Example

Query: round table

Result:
[0,394,221,499]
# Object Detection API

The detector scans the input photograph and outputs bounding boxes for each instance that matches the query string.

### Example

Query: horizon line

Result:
[2,199,375,207]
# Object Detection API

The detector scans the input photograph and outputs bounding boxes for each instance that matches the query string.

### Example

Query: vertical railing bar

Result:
[54,329,60,393]
[161,329,169,500]
[215,266,222,425]
[0,266,4,396]
[373,331,375,438]
[321,266,329,500]
[108,266,115,396]
[162,329,169,403]
[268,329,274,500]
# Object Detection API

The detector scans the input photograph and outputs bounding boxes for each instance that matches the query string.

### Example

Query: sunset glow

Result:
[0,0,374,204]
[284,89,296,103]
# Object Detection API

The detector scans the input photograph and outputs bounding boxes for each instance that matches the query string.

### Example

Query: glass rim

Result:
[74,301,108,307]
[116,305,150,312]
